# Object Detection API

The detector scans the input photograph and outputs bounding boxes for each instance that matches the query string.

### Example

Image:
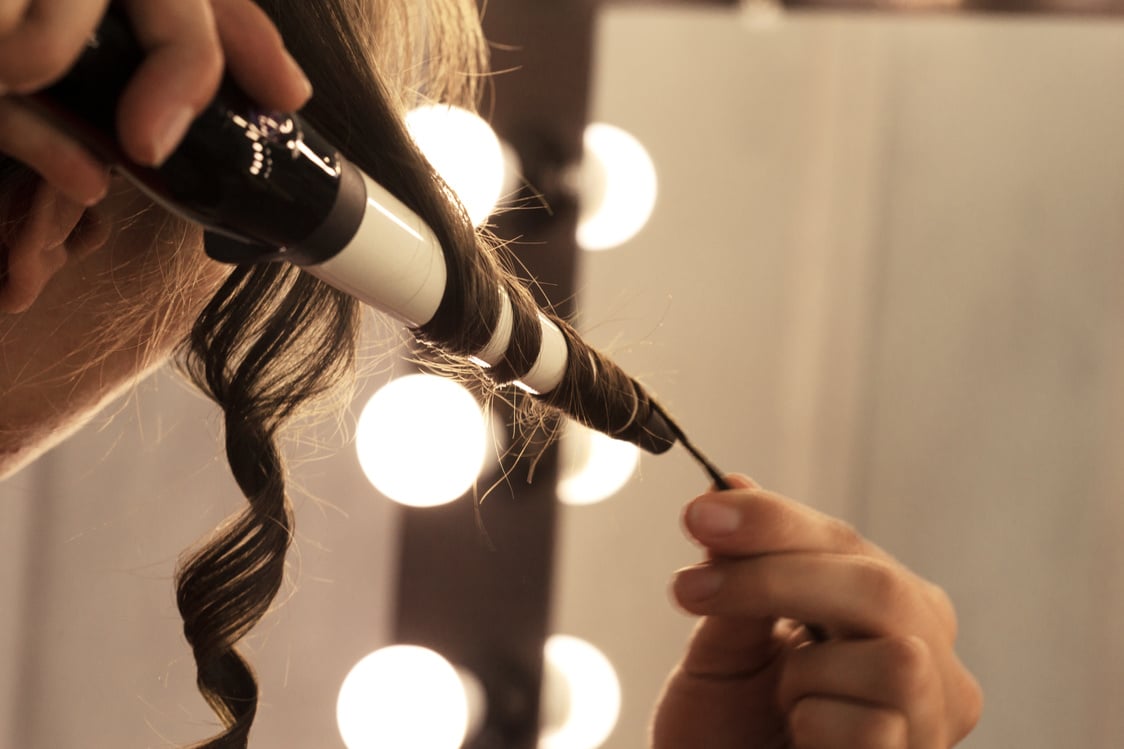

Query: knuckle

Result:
[854,559,908,613]
[827,516,863,550]
[2,46,63,91]
[954,669,985,740]
[34,32,69,74]
[926,581,960,638]
[882,635,934,701]
[193,40,225,102]
[10,32,78,91]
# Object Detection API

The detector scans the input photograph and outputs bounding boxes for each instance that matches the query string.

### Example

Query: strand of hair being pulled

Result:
[649,401,730,489]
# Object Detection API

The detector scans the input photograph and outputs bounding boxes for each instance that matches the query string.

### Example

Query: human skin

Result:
[0,0,312,477]
[652,474,983,748]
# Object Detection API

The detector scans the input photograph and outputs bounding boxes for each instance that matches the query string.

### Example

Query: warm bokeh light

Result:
[405,104,506,226]
[337,646,469,749]
[740,0,784,27]
[539,635,621,749]
[577,123,658,251]
[355,374,486,507]
[557,422,640,505]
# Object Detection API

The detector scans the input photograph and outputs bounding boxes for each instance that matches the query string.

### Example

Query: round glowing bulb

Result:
[337,645,469,749]
[577,123,658,251]
[539,635,621,749]
[557,423,639,506]
[406,104,506,226]
[356,374,486,507]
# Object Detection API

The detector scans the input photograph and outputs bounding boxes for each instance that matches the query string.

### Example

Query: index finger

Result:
[684,485,896,565]
[677,553,929,639]
[115,0,225,165]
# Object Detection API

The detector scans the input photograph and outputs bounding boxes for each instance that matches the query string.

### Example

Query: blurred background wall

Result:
[2,6,1123,748]
[565,9,1124,749]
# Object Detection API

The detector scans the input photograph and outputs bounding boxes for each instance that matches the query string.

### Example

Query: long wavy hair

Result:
[174,1,490,745]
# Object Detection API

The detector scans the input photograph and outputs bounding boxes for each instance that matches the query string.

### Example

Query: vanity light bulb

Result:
[405,104,507,227]
[557,422,640,505]
[539,635,622,749]
[356,374,486,507]
[337,645,470,749]
[577,123,658,251]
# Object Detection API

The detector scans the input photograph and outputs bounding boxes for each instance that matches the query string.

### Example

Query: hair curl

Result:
[174,1,489,745]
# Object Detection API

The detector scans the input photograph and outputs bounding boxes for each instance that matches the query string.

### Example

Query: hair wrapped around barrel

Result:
[410,221,680,455]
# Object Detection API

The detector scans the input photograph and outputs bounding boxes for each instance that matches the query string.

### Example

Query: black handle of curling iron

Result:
[30,8,352,266]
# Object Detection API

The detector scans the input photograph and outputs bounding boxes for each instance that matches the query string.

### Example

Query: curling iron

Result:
[26,8,696,458]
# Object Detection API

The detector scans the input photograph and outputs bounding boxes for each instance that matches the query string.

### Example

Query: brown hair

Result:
[20,1,703,746]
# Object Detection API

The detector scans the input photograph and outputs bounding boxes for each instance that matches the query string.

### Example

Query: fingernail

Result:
[687,499,741,536]
[84,173,111,207]
[674,566,723,603]
[152,107,195,165]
